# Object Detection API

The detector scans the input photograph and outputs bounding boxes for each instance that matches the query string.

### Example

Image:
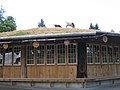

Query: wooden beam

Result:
[77,42,87,78]
[21,45,27,78]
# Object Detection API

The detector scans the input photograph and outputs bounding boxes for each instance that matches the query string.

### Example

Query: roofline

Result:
[0,32,96,41]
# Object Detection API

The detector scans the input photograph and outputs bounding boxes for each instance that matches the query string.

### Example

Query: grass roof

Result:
[0,28,96,37]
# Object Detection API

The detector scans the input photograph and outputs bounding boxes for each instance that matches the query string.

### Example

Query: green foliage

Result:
[0,6,17,32]
[38,19,46,27]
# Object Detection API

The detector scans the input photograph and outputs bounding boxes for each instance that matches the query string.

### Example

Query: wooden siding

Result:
[27,65,77,78]
[87,64,120,78]
[1,66,21,78]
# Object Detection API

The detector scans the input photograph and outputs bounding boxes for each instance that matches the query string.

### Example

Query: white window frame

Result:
[108,45,113,64]
[87,43,93,64]
[114,46,120,64]
[4,47,13,65]
[94,44,100,64]
[68,43,77,64]
[26,45,34,65]
[13,46,21,65]
[36,44,45,65]
[46,44,55,65]
[101,45,108,64]
[56,44,66,65]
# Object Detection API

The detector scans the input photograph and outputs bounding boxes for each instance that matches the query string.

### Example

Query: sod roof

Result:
[0,28,96,37]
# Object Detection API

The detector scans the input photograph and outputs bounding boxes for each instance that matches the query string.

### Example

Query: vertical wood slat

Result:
[21,45,27,78]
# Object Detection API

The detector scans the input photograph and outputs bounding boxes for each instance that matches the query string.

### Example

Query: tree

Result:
[38,19,46,27]
[94,23,99,30]
[89,23,94,29]
[111,29,114,32]
[0,6,17,32]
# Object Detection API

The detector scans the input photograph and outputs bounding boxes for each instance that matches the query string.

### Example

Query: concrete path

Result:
[0,84,120,90]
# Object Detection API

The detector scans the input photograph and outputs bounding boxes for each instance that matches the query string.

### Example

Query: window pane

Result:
[57,44,66,64]
[68,43,77,63]
[26,45,34,64]
[94,45,100,63]
[87,44,93,63]
[108,46,113,63]
[14,46,21,65]
[102,46,107,63]
[5,47,12,65]
[0,47,3,65]
[114,47,119,63]
[46,44,54,64]
[37,45,44,64]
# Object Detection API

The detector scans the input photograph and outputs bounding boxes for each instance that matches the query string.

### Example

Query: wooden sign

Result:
[33,42,39,48]
[3,43,8,49]
[103,36,108,43]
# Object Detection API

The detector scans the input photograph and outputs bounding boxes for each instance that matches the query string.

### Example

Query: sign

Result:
[103,36,108,43]
[33,42,39,48]
[3,43,8,49]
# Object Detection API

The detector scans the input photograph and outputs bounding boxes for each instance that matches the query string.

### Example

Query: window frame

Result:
[108,45,113,64]
[113,46,120,64]
[68,43,77,64]
[46,44,55,65]
[36,44,45,65]
[4,46,13,66]
[13,46,21,65]
[0,46,3,66]
[87,43,93,64]
[93,44,100,64]
[56,43,66,65]
[26,45,35,65]
[101,45,108,64]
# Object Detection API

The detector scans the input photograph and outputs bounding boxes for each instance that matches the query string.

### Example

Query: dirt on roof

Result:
[0,28,96,37]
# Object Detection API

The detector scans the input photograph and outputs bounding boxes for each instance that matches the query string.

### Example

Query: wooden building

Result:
[0,28,120,79]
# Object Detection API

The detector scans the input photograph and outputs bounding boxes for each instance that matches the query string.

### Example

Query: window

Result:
[4,47,12,65]
[68,43,77,63]
[101,45,107,63]
[13,46,21,65]
[94,45,100,63]
[87,44,93,63]
[0,47,3,65]
[114,46,119,63]
[36,45,44,64]
[46,44,54,64]
[57,44,66,64]
[108,46,113,63]
[26,45,34,64]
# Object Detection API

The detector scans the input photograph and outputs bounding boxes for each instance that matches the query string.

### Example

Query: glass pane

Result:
[5,47,12,65]
[14,46,21,65]
[26,45,34,64]
[37,45,44,64]
[57,44,66,64]
[87,44,93,63]
[68,43,77,63]
[46,44,54,64]
[0,47,3,64]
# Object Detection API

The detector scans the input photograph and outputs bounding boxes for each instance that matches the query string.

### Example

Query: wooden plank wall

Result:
[0,65,76,78]
[27,65,77,78]
[1,66,21,78]
[87,64,120,78]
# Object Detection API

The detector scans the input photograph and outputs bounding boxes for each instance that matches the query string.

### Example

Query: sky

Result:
[0,0,120,32]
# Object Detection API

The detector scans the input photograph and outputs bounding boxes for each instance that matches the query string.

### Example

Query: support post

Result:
[77,42,87,78]
[21,45,27,78]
